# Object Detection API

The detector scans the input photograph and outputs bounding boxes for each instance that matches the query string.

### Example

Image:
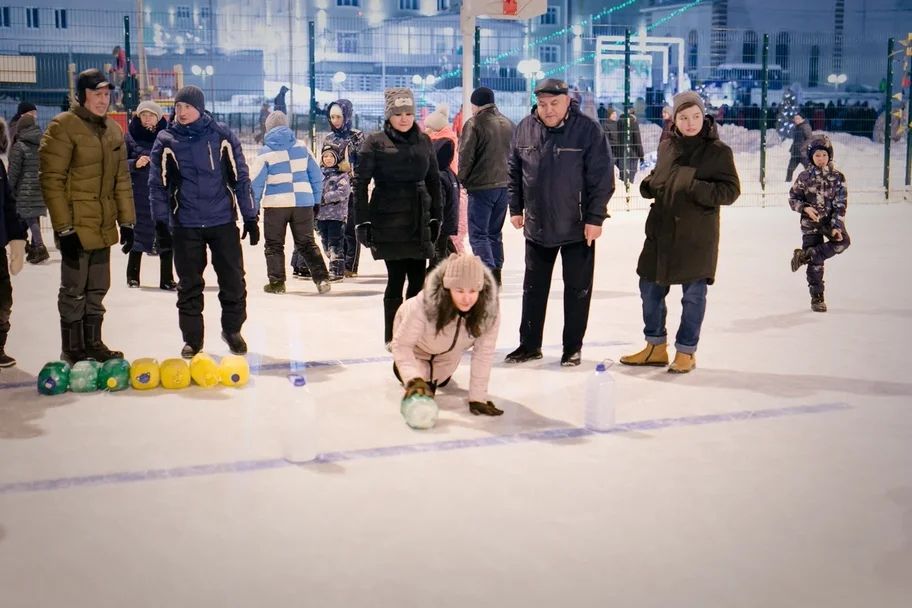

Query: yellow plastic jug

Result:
[190,352,220,388]
[219,355,250,388]
[160,358,191,389]
[130,358,160,390]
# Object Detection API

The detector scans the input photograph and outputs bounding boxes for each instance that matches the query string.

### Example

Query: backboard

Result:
[461,0,547,20]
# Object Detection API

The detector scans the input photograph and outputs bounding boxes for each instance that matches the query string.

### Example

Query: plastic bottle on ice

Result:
[282,373,317,463]
[584,360,616,431]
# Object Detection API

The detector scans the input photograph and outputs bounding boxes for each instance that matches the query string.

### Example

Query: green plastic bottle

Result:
[37,361,71,396]
[70,360,102,393]
[100,358,131,392]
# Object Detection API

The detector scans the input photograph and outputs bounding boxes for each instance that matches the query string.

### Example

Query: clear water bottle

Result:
[584,360,616,431]
[282,373,317,462]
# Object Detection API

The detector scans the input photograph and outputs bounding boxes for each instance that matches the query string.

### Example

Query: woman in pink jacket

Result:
[392,253,503,417]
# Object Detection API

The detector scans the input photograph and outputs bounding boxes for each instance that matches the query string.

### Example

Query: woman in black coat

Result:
[620,91,740,373]
[125,101,175,289]
[354,88,442,347]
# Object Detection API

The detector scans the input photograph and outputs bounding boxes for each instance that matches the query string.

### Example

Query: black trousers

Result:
[802,230,852,296]
[0,248,11,341]
[519,239,595,353]
[343,196,360,273]
[785,156,806,182]
[173,223,247,346]
[384,258,426,301]
[264,207,328,283]
[59,247,111,323]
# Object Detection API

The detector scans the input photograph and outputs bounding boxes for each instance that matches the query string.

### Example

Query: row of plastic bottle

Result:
[36,353,251,395]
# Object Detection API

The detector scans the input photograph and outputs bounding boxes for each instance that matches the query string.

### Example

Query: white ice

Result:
[1,198,911,607]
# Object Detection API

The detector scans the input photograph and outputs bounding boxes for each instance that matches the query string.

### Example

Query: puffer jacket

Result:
[8,115,46,219]
[1,160,28,248]
[788,140,847,236]
[149,113,256,228]
[354,122,442,261]
[323,99,364,174]
[250,125,322,209]
[125,113,168,253]
[458,104,514,191]
[637,116,740,286]
[508,100,615,247]
[39,106,135,250]
[391,257,500,403]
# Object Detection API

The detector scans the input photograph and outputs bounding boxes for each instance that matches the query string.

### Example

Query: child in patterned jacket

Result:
[316,142,351,281]
[788,134,850,312]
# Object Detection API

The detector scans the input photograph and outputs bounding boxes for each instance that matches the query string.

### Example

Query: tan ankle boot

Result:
[668,351,696,374]
[620,343,669,366]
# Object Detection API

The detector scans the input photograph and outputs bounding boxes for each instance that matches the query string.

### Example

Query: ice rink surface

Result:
[1,201,911,607]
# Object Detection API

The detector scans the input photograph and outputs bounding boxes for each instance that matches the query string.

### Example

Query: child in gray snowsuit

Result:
[788,135,850,312]
[317,143,351,280]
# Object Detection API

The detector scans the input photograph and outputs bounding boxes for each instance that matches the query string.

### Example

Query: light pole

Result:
[331,71,347,95]
[826,73,847,91]
[191,64,214,103]
[517,58,542,106]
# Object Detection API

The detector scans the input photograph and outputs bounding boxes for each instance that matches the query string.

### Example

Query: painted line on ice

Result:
[0,402,850,496]
[0,340,632,391]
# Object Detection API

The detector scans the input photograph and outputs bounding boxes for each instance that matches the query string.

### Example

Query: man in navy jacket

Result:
[150,86,259,358]
[504,79,615,367]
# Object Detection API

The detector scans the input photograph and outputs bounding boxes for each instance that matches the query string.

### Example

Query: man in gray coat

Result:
[458,87,514,285]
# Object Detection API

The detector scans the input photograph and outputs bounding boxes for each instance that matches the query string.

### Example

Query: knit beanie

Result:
[442,253,486,291]
[672,90,705,119]
[470,86,495,107]
[806,135,833,163]
[135,100,163,121]
[15,101,37,117]
[174,85,205,115]
[265,110,288,132]
[424,103,450,132]
[384,87,415,119]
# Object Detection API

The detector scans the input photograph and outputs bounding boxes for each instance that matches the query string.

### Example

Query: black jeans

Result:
[0,248,11,340]
[173,223,247,346]
[264,207,328,283]
[519,239,595,353]
[343,195,360,273]
[384,258,426,301]
[59,247,111,324]
[317,219,345,278]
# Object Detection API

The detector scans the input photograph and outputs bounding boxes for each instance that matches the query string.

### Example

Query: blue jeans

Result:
[467,187,508,270]
[639,277,708,354]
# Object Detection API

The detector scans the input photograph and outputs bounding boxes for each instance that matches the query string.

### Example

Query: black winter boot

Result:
[221,331,248,355]
[159,250,177,290]
[383,297,404,347]
[811,294,827,313]
[83,315,123,361]
[504,345,543,363]
[790,248,811,272]
[60,320,86,366]
[0,332,15,367]
[31,244,50,264]
[126,251,142,287]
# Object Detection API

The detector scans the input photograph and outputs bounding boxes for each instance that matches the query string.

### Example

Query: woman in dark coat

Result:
[354,87,442,348]
[620,91,740,374]
[125,100,175,289]
[7,113,49,263]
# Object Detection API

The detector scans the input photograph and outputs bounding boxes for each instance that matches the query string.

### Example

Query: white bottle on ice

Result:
[584,360,616,431]
[282,374,317,462]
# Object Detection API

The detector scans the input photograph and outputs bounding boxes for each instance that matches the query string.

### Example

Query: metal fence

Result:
[0,7,909,208]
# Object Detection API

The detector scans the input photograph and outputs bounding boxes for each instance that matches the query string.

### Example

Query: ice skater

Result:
[788,135,850,313]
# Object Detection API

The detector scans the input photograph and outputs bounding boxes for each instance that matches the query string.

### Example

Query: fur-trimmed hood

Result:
[422,255,499,335]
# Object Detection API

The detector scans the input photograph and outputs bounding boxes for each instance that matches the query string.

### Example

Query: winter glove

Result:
[57,229,82,263]
[428,219,441,243]
[155,223,173,253]
[119,225,135,254]
[242,219,260,246]
[356,223,373,248]
[403,377,435,400]
[7,240,26,276]
[469,400,504,416]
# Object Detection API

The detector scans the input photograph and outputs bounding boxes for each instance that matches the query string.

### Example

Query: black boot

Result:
[221,331,248,355]
[60,320,86,366]
[159,250,177,290]
[32,244,50,264]
[0,332,15,367]
[126,251,142,287]
[504,345,543,363]
[491,267,502,287]
[790,248,811,272]
[83,315,123,361]
[811,293,827,313]
[383,297,403,348]
[25,243,36,264]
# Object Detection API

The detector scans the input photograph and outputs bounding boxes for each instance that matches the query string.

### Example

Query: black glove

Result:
[428,219,441,243]
[313,204,321,218]
[404,377,435,400]
[57,230,82,263]
[469,400,504,416]
[119,225,135,254]
[242,219,260,246]
[356,223,373,247]
[155,223,173,253]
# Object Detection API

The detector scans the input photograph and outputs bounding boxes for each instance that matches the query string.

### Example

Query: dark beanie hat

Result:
[470,87,495,107]
[15,101,37,117]
[175,85,206,115]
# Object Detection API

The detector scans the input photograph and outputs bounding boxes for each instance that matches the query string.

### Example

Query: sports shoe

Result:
[504,345,543,364]
[0,350,16,368]
[560,350,582,367]
[316,280,331,294]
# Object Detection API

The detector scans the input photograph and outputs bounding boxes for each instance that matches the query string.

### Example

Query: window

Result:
[539,45,558,64]
[742,30,757,64]
[176,5,191,29]
[54,8,67,29]
[200,6,210,23]
[0,7,10,28]
[437,0,450,10]
[337,32,359,54]
[26,7,39,28]
[434,27,454,54]
[775,32,789,70]
[687,30,698,72]
[808,45,819,88]
[540,6,558,26]
[399,0,418,10]
[336,0,360,6]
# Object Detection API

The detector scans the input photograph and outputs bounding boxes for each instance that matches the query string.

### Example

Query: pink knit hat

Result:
[442,253,486,291]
